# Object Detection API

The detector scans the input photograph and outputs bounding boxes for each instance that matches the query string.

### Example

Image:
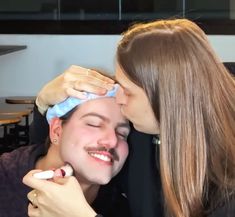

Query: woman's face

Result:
[115,64,159,134]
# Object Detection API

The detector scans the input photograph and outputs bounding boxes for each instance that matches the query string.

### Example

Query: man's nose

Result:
[115,86,127,105]
[97,129,118,149]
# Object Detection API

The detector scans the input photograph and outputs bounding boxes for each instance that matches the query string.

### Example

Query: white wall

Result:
[0,34,235,97]
[0,34,120,97]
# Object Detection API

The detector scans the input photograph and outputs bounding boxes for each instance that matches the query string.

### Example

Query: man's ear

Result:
[49,117,63,145]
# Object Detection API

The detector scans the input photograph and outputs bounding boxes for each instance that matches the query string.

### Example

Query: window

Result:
[0,0,234,34]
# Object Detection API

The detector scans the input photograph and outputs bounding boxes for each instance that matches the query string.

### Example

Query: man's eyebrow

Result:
[80,113,109,121]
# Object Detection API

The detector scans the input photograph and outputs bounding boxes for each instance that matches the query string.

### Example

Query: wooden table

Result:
[0,114,22,147]
[0,105,32,116]
[5,96,36,104]
[0,97,33,118]
[0,101,33,145]
[0,102,33,125]
[0,115,21,126]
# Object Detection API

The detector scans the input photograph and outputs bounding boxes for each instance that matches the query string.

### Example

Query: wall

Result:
[0,34,235,97]
[231,0,235,19]
[0,34,119,97]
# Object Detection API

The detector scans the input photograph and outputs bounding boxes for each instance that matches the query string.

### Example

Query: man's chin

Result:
[98,178,112,185]
[92,176,112,185]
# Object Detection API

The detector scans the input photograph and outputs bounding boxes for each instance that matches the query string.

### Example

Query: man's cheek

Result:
[118,143,129,162]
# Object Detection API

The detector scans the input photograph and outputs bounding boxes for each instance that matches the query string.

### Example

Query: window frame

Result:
[0,19,234,35]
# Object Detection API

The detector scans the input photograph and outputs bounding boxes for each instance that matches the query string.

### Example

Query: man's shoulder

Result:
[0,145,34,166]
[0,146,39,216]
[0,144,41,179]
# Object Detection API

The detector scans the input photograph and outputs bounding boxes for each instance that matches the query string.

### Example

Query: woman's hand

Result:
[23,170,97,217]
[36,65,115,114]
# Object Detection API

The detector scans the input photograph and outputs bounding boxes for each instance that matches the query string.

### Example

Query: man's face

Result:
[54,98,130,185]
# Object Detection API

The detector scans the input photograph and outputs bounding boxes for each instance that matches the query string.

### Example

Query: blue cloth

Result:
[46,84,119,123]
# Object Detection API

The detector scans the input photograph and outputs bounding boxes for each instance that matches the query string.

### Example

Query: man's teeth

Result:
[89,153,111,162]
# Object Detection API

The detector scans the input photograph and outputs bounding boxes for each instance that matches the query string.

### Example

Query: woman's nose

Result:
[115,86,127,105]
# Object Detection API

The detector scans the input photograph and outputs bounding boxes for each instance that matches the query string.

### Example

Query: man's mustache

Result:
[85,146,119,161]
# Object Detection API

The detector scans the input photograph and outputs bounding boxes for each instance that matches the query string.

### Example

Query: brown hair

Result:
[117,19,235,217]
[44,106,78,152]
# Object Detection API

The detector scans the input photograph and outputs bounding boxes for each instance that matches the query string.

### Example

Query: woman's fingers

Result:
[23,170,97,217]
[67,82,111,98]
[69,65,115,84]
[27,189,38,208]
[64,66,115,94]
[28,203,40,217]
[74,75,115,91]
[23,170,56,191]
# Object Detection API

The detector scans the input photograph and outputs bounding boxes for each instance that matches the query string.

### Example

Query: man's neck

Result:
[35,145,100,204]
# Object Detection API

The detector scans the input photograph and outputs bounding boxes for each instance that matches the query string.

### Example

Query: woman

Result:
[23,19,235,217]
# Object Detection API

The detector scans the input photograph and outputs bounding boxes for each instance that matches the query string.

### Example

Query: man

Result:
[0,85,131,217]
[27,67,163,217]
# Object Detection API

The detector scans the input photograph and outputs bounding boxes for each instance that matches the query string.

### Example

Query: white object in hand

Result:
[33,164,73,179]
[33,170,55,179]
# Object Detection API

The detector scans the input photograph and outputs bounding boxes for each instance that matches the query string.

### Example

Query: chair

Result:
[0,100,33,145]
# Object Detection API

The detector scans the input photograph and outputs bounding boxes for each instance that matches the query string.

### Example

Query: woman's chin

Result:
[133,123,159,135]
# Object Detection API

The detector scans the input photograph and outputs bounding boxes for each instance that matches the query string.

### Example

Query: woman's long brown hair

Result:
[117,19,235,217]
